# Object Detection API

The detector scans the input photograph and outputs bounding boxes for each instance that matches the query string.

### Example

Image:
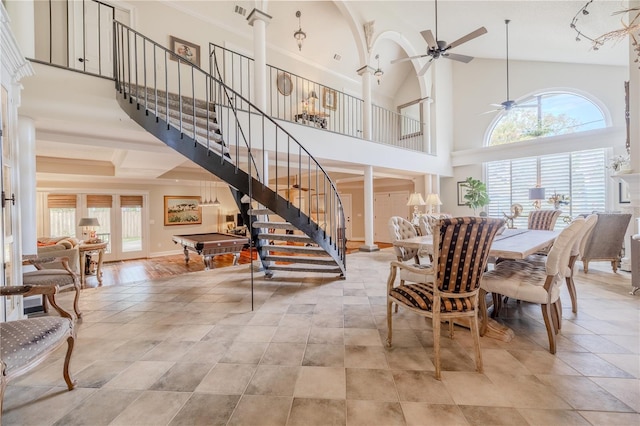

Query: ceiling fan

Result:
[391,0,487,76]
[487,19,518,113]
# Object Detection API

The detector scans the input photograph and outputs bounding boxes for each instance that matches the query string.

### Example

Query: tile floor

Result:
[3,249,639,425]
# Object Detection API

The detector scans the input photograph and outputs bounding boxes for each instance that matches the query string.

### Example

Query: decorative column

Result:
[247,8,272,185]
[359,165,379,252]
[18,116,37,256]
[356,65,374,140]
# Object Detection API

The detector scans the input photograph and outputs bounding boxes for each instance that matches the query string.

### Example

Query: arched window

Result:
[487,91,607,146]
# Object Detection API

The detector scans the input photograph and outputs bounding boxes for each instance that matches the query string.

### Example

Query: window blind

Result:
[87,194,113,208]
[120,195,143,207]
[47,194,77,208]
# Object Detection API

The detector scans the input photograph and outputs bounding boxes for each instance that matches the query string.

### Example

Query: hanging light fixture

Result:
[212,181,221,207]
[374,54,384,85]
[293,11,306,51]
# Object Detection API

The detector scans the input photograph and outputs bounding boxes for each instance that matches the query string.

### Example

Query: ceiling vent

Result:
[234,5,246,16]
[333,54,342,61]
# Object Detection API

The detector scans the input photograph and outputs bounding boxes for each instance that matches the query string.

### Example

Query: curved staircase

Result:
[113,22,346,277]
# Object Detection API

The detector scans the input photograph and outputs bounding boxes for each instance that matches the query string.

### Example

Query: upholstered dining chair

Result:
[387,217,432,287]
[386,216,505,380]
[22,256,82,319]
[528,209,562,230]
[480,218,586,354]
[1,284,76,421]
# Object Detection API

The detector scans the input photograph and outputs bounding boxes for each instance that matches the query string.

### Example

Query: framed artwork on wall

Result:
[619,181,631,204]
[164,196,202,225]
[457,181,468,206]
[276,72,293,96]
[169,36,200,66]
[322,87,337,110]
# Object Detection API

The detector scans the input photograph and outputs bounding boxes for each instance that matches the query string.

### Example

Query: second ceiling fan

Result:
[391,0,488,76]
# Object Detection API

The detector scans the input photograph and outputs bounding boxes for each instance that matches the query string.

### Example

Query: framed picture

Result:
[169,36,200,66]
[164,196,202,225]
[457,181,469,206]
[322,87,337,110]
[619,181,631,204]
[276,72,293,96]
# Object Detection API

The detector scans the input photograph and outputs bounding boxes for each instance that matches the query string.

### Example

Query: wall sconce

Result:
[528,187,546,210]
[406,192,426,223]
[424,193,442,214]
[293,11,306,51]
[78,217,100,240]
[374,54,384,85]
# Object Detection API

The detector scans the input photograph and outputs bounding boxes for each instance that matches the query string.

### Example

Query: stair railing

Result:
[113,22,346,273]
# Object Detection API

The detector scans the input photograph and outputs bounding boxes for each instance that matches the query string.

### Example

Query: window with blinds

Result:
[486,149,606,229]
[47,194,77,237]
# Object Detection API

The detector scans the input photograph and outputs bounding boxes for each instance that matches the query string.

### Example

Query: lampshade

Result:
[78,217,100,227]
[308,90,318,100]
[528,188,546,200]
[424,193,442,214]
[406,193,426,206]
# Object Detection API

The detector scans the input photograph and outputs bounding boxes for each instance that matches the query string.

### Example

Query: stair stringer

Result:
[115,91,346,277]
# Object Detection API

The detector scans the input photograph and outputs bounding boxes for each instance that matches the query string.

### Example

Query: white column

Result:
[247,9,271,185]
[18,116,37,256]
[5,0,35,58]
[357,65,374,140]
[359,165,378,252]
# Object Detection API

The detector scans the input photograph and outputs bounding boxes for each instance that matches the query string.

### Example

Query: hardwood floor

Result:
[85,241,393,288]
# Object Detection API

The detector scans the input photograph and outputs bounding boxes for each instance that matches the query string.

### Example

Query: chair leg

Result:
[478,289,488,336]
[42,294,49,313]
[583,260,589,273]
[541,303,557,354]
[449,320,454,339]
[63,335,77,390]
[554,298,562,331]
[386,299,393,347]
[72,283,83,318]
[432,315,442,380]
[551,302,561,334]
[469,312,483,374]
[611,260,618,273]
[566,275,578,314]
[46,294,73,320]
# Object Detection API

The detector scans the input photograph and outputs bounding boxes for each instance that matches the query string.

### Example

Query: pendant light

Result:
[293,11,306,51]
[212,180,221,207]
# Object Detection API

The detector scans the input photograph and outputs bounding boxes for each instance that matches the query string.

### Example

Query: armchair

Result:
[387,216,430,286]
[1,285,76,421]
[581,213,632,273]
[22,256,82,319]
[386,217,504,380]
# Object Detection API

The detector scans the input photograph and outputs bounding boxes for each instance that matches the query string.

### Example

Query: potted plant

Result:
[461,177,490,215]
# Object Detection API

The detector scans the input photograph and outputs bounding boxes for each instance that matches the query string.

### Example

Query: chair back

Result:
[432,216,505,293]
[388,216,418,262]
[417,215,436,236]
[545,218,586,276]
[574,214,598,257]
[528,209,562,230]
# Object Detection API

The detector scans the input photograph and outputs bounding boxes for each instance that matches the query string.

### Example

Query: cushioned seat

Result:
[581,213,632,273]
[22,256,82,319]
[0,285,76,418]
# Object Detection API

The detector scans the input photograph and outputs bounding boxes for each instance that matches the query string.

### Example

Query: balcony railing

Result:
[209,43,427,153]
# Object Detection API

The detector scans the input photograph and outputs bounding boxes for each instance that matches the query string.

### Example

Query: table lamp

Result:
[424,193,442,214]
[78,217,100,240]
[407,192,426,223]
[528,187,546,210]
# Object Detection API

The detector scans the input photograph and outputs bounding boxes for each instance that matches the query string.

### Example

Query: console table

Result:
[294,112,329,129]
[78,240,108,287]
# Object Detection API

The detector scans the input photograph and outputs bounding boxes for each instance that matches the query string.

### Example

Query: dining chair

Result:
[386,216,505,380]
[480,217,586,354]
[1,284,76,420]
[528,209,562,230]
[22,256,82,319]
[387,217,432,288]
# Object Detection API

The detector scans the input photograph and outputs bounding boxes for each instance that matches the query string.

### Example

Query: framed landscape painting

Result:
[164,196,202,225]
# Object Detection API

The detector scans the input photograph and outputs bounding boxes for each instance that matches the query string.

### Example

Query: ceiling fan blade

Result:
[444,52,474,63]
[420,30,437,50]
[391,54,427,64]
[417,59,434,76]
[446,27,488,50]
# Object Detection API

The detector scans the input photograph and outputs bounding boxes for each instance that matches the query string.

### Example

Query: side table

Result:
[78,241,108,287]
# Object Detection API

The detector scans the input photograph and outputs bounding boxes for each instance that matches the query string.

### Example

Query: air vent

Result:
[234,5,246,16]
[333,54,341,61]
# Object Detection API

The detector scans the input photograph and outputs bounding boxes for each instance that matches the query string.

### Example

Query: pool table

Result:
[172,232,250,270]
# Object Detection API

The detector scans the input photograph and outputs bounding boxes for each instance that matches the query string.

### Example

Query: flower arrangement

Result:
[548,193,570,209]
[608,154,630,173]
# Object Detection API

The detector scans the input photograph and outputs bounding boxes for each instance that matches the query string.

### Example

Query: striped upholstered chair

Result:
[386,217,504,380]
[528,209,562,230]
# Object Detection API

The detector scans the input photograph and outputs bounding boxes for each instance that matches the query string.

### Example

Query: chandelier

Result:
[374,54,384,85]
[293,11,306,51]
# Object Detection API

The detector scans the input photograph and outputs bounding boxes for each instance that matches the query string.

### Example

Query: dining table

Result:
[393,228,560,342]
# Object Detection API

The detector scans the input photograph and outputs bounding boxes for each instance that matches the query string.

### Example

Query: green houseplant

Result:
[461,177,490,215]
